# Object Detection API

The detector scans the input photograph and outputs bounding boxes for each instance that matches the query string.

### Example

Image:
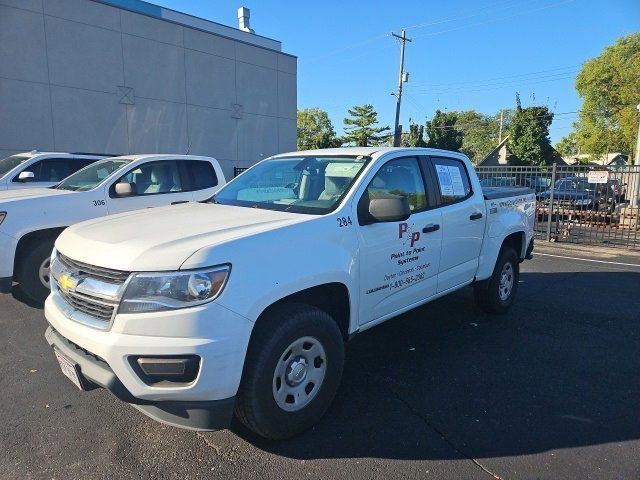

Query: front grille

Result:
[58,288,117,322]
[58,253,130,284]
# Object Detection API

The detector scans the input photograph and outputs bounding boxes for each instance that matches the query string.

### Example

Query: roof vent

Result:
[237,7,254,33]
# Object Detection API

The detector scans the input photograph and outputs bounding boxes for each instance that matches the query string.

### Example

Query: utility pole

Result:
[392,29,411,147]
[498,110,504,144]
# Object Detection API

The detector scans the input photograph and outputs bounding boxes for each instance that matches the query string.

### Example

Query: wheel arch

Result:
[14,227,66,279]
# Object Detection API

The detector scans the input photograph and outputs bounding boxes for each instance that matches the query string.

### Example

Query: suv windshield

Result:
[56,158,132,191]
[0,155,30,177]
[214,155,369,214]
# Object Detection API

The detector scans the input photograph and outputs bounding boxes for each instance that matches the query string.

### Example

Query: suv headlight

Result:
[0,212,6,226]
[575,198,592,205]
[119,265,231,314]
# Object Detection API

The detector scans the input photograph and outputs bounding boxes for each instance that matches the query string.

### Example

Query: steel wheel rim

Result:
[272,336,327,412]
[499,262,514,301]
[39,257,51,289]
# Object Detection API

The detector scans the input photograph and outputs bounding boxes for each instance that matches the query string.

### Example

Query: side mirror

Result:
[367,196,411,223]
[18,171,35,182]
[114,182,134,197]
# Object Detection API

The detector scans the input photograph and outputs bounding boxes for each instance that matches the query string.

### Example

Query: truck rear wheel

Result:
[16,239,55,304]
[474,247,519,314]
[235,303,344,439]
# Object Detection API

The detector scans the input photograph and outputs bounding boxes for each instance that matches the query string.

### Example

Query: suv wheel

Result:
[235,303,345,439]
[474,247,519,314]
[16,239,55,304]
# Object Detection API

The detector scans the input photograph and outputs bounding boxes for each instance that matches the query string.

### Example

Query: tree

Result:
[425,110,463,151]
[297,107,341,150]
[507,95,554,165]
[342,104,391,146]
[404,121,427,147]
[574,33,640,157]
[555,132,578,157]
[455,109,513,163]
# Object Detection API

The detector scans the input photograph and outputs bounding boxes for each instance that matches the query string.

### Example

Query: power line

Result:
[409,74,578,95]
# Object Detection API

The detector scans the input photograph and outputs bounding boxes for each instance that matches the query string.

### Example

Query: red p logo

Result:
[399,222,408,239]
[410,232,421,247]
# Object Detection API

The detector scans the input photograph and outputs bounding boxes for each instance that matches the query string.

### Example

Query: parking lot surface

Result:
[1,246,639,480]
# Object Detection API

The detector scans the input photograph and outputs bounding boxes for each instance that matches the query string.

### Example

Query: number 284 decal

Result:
[337,216,353,227]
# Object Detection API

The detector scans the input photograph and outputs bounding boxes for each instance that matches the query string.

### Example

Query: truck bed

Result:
[482,186,534,200]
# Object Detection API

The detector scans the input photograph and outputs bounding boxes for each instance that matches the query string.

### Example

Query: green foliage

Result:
[343,104,391,147]
[555,132,578,157]
[574,33,640,156]
[403,121,427,147]
[455,109,513,163]
[425,110,463,151]
[507,95,554,165]
[297,107,341,150]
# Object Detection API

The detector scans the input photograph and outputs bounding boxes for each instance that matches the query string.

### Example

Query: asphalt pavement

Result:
[1,245,639,479]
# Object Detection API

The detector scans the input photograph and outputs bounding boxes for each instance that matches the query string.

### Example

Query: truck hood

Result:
[56,202,310,271]
[0,187,73,203]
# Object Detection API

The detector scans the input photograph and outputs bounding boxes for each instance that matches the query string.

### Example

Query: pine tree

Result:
[343,105,391,146]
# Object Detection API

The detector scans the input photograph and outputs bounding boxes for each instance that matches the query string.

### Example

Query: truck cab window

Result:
[432,157,472,204]
[365,157,427,211]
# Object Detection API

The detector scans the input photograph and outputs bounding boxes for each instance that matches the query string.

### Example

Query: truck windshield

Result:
[213,155,370,214]
[0,155,30,177]
[56,158,132,191]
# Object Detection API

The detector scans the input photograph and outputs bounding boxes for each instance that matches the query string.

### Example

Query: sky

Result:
[152,0,639,143]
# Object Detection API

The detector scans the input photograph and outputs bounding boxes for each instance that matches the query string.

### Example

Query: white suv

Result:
[0,154,225,303]
[0,151,106,190]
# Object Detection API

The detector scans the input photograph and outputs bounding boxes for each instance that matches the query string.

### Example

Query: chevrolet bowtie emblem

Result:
[58,274,77,292]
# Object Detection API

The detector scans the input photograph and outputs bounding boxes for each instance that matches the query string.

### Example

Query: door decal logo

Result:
[398,222,421,247]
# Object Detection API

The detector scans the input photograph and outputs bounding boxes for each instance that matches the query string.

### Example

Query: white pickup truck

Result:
[0,154,224,302]
[44,147,534,439]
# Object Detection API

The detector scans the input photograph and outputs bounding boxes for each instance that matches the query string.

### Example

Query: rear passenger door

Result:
[425,156,486,293]
[106,160,193,214]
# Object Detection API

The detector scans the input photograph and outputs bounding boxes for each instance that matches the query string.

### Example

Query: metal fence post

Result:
[545,163,557,242]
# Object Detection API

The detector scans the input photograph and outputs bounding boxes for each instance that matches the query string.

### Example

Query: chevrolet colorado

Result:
[44,147,534,439]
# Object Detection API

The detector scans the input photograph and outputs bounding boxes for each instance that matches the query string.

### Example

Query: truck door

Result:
[427,156,486,292]
[107,160,193,214]
[357,156,442,326]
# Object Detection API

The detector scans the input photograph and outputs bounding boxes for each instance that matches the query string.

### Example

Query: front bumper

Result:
[44,293,254,430]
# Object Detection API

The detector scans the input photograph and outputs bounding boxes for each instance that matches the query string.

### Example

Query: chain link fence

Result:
[476,165,640,249]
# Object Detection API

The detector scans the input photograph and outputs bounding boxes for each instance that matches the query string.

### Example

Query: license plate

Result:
[54,349,83,390]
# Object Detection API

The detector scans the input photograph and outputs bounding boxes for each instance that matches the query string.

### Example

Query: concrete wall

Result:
[0,0,297,179]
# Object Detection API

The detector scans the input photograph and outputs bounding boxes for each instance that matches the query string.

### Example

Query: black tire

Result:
[16,239,55,304]
[474,247,519,314]
[235,303,345,439]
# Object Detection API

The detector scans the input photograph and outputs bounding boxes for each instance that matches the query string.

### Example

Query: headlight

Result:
[119,265,230,314]
[0,212,6,225]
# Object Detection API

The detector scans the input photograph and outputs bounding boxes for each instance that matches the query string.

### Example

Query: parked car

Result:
[523,176,551,196]
[609,179,626,202]
[479,176,517,188]
[44,147,535,439]
[0,154,225,302]
[0,151,107,190]
[538,176,615,211]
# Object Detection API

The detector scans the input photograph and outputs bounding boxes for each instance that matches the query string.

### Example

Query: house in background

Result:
[478,136,568,166]
[562,153,629,168]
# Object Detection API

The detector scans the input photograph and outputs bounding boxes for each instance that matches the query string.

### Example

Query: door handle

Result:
[470,212,483,220]
[422,224,440,233]
[171,200,189,205]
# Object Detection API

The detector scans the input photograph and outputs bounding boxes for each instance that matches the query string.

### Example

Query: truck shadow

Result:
[232,269,640,460]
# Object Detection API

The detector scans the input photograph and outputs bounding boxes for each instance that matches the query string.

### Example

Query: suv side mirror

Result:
[367,197,411,223]
[114,182,134,197]
[17,171,35,182]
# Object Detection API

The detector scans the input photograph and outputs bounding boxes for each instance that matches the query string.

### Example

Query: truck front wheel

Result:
[474,247,519,314]
[16,239,55,304]
[235,303,345,439]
